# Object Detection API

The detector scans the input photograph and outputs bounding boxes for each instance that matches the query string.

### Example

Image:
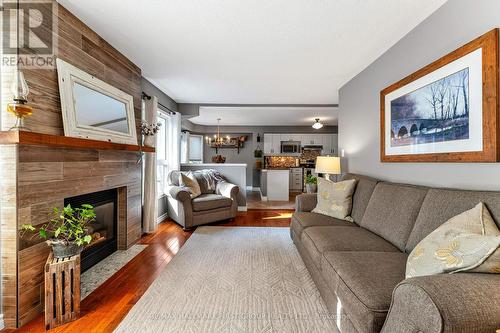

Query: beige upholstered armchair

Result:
[166,170,239,229]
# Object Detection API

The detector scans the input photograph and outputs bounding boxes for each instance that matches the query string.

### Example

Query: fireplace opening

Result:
[64,189,118,272]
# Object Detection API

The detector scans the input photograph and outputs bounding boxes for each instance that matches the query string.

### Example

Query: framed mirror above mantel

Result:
[56,58,139,146]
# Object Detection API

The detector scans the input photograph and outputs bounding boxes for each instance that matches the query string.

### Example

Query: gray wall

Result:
[142,78,178,112]
[339,0,500,191]
[184,122,338,187]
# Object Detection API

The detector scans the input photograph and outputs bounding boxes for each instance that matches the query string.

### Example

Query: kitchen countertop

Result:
[262,167,303,170]
[181,163,247,167]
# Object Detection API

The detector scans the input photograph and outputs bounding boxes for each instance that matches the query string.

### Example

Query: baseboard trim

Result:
[157,212,169,223]
[238,206,248,211]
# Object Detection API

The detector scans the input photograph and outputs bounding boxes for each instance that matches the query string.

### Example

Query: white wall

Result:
[339,0,500,191]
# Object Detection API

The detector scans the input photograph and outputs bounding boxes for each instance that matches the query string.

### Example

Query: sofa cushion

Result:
[167,170,182,186]
[312,178,358,221]
[321,251,408,332]
[342,173,379,224]
[406,188,500,252]
[301,226,399,269]
[192,194,232,212]
[406,203,500,278]
[360,182,428,251]
[291,212,356,240]
[179,171,202,198]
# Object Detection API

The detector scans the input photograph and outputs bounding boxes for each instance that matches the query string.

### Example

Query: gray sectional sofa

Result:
[291,173,500,333]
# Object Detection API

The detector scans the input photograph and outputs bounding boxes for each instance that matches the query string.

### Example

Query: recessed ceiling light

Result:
[312,118,323,129]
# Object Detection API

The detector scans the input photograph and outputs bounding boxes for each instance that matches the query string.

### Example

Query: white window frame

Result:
[188,134,204,163]
[156,111,169,197]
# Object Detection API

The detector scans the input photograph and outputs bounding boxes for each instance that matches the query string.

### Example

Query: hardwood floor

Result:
[6,210,292,333]
[246,189,300,210]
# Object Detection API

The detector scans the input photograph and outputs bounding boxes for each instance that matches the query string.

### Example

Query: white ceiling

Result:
[58,0,446,104]
[192,106,338,126]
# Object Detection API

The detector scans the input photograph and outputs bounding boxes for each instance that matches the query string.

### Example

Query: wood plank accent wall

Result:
[21,2,142,143]
[0,1,145,328]
[0,146,19,328]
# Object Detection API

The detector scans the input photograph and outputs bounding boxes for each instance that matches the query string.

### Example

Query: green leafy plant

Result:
[305,175,317,185]
[254,149,263,158]
[21,204,96,246]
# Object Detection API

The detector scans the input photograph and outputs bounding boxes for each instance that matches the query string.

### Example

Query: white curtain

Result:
[143,97,158,233]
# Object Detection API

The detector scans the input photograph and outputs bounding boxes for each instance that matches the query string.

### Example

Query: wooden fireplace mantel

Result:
[0,131,155,153]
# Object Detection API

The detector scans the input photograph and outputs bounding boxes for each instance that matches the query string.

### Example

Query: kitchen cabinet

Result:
[289,167,303,191]
[264,134,281,154]
[263,134,272,154]
[264,133,337,155]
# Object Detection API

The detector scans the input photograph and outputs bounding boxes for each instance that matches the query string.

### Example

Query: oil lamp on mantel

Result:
[6,71,34,131]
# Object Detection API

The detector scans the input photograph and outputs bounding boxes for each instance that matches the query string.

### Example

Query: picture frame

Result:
[380,29,499,162]
[56,58,138,145]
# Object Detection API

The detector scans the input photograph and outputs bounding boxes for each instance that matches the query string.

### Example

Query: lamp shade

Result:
[315,156,341,175]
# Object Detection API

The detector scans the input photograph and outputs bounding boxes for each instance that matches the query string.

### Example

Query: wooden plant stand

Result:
[44,253,81,330]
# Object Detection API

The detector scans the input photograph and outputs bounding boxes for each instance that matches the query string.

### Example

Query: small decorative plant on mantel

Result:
[141,120,162,147]
[305,175,318,193]
[21,204,96,259]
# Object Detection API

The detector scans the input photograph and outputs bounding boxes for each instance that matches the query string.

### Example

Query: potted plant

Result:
[21,204,96,258]
[305,175,318,193]
[254,148,263,158]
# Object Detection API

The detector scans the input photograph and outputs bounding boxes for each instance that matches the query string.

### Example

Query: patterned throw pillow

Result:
[312,178,357,221]
[179,171,201,198]
[406,203,500,278]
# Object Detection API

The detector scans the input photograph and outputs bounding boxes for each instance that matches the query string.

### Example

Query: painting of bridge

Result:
[390,68,470,147]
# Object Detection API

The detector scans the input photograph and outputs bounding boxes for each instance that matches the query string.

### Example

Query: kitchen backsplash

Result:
[266,156,297,168]
[300,149,321,161]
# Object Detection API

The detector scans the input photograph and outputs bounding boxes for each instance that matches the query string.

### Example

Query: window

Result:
[188,134,204,163]
[156,113,168,196]
[180,132,204,164]
[156,109,181,197]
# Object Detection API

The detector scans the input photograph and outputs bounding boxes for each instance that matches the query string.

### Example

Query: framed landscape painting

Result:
[381,29,499,162]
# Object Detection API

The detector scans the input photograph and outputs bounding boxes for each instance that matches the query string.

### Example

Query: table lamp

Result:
[315,156,341,181]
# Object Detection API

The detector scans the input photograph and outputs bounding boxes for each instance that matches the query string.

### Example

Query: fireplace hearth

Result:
[65,189,118,272]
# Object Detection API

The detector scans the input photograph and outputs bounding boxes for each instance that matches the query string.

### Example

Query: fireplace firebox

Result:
[65,189,118,272]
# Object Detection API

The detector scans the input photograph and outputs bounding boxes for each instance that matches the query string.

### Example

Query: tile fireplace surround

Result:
[0,144,142,327]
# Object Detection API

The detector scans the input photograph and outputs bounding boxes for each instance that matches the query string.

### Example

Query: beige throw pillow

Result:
[179,172,201,198]
[312,178,357,221]
[406,203,500,278]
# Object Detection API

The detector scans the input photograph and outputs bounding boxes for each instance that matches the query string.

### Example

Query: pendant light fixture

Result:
[312,118,323,130]
[206,118,230,146]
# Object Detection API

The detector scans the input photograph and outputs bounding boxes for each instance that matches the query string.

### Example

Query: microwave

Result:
[281,141,301,154]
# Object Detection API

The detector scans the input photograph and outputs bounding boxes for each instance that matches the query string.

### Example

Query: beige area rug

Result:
[115,227,338,333]
[81,244,148,299]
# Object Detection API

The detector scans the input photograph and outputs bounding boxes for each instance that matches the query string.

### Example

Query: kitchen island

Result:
[260,169,290,201]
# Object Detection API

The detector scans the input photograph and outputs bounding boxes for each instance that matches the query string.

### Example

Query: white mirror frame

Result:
[56,58,138,145]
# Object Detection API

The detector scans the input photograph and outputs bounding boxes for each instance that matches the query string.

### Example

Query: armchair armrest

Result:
[382,273,500,333]
[295,193,317,212]
[216,181,239,199]
[168,186,192,202]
